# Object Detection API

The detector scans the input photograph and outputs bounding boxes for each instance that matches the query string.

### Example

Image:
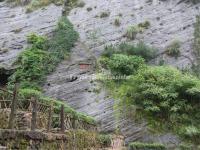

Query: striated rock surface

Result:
[0,2,61,69]
[43,42,180,147]
[1,0,198,147]
[68,0,200,69]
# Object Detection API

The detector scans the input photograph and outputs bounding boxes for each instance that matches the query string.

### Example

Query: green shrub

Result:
[138,21,151,29]
[100,11,110,18]
[180,126,200,143]
[129,142,166,150]
[9,47,52,89]
[102,45,117,58]
[166,40,181,58]
[125,25,141,40]
[119,42,157,61]
[97,134,112,147]
[114,17,121,26]
[24,0,63,13]
[21,0,78,13]
[98,56,110,69]
[19,88,42,99]
[178,143,196,150]
[103,42,157,61]
[123,66,200,118]
[108,54,145,75]
[9,17,78,89]
[27,33,47,49]
[6,18,95,125]
[47,17,79,64]
[125,21,151,40]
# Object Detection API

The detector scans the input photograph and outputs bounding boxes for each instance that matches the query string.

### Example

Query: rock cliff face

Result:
[0,0,199,147]
[68,0,199,68]
[0,2,61,69]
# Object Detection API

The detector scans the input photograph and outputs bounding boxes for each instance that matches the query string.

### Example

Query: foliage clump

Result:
[125,25,141,40]
[9,17,78,90]
[107,54,145,75]
[97,134,112,147]
[138,21,151,29]
[166,40,181,58]
[100,11,110,18]
[125,21,150,40]
[180,126,200,144]
[103,42,157,61]
[124,66,200,119]
[114,17,121,26]
[129,142,166,150]
[100,40,200,144]
[7,0,80,13]
[7,18,95,124]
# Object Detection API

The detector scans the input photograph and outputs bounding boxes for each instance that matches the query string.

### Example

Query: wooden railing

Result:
[0,84,97,133]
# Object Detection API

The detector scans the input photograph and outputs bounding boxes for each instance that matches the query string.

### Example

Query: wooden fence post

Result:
[72,118,76,129]
[8,83,18,129]
[60,104,65,133]
[31,97,37,131]
[47,104,53,132]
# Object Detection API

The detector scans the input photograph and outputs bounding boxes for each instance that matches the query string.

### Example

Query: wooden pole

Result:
[47,104,53,132]
[72,118,76,129]
[60,104,65,133]
[31,97,37,131]
[8,83,18,129]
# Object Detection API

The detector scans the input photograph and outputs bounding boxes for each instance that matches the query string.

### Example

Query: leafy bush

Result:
[178,143,196,150]
[166,40,181,58]
[97,134,112,147]
[100,11,110,18]
[180,126,200,143]
[27,33,47,49]
[119,42,157,61]
[9,17,78,89]
[138,21,151,29]
[10,46,51,89]
[21,0,78,13]
[103,42,157,61]
[129,142,166,150]
[25,0,64,13]
[114,17,121,26]
[123,66,200,119]
[7,18,95,124]
[125,21,151,40]
[110,66,200,141]
[108,54,145,75]
[125,25,141,40]
[47,17,79,64]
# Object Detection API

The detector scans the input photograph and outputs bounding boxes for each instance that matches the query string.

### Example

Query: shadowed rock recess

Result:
[1,0,199,148]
